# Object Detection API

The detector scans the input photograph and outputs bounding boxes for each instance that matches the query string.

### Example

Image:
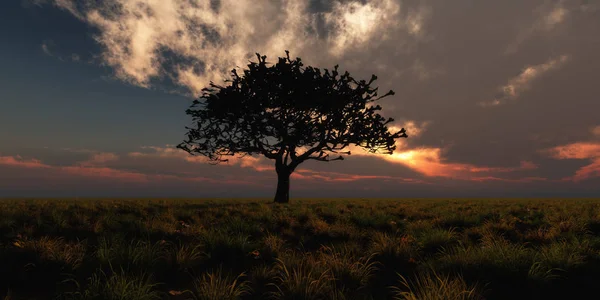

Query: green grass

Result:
[1,198,600,299]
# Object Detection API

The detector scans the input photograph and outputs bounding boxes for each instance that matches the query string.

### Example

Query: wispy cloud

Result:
[579,1,600,13]
[47,0,427,96]
[128,145,273,172]
[41,39,55,56]
[479,55,569,107]
[40,39,84,62]
[21,0,48,8]
[410,59,444,81]
[505,1,569,54]
[505,0,600,55]
[78,152,119,167]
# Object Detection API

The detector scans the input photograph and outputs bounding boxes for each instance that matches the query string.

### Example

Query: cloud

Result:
[505,1,569,54]
[21,0,48,8]
[545,6,569,28]
[0,150,245,188]
[372,147,538,179]
[470,160,538,173]
[394,120,430,139]
[40,39,84,62]
[479,55,569,107]
[62,165,147,181]
[292,168,428,184]
[0,144,432,197]
[543,142,600,182]
[544,142,600,160]
[505,0,600,55]
[324,0,407,57]
[129,145,273,172]
[1,152,155,182]
[591,125,600,138]
[469,176,547,183]
[126,145,433,186]
[579,1,600,13]
[410,59,444,81]
[320,120,541,181]
[0,155,49,169]
[78,152,119,166]
[41,39,55,56]
[46,0,428,96]
[60,148,99,154]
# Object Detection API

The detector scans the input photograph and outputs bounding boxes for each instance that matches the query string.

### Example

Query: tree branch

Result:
[304,154,344,162]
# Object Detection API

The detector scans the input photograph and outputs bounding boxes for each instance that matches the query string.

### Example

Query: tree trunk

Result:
[273,169,290,203]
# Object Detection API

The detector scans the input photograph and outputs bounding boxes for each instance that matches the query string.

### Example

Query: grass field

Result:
[1,198,600,299]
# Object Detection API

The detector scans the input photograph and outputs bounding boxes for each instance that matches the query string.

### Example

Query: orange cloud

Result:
[284,117,538,183]
[0,153,151,182]
[353,146,539,182]
[0,152,256,189]
[570,160,600,182]
[0,155,49,169]
[544,142,600,160]
[543,142,600,182]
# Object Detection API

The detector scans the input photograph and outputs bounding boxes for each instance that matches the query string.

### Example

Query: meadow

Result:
[1,198,600,300]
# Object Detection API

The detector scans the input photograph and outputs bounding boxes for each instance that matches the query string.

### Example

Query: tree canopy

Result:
[178,51,408,203]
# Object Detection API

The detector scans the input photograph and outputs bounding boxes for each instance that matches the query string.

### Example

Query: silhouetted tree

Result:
[178,51,408,203]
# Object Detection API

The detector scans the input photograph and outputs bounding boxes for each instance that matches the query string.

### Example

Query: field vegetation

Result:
[1,198,600,299]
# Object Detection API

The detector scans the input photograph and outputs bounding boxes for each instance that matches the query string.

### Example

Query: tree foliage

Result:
[178,51,408,202]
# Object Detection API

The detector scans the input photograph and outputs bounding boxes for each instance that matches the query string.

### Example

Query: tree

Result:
[178,51,408,203]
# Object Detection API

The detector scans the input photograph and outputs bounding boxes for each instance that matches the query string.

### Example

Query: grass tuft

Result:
[392,270,484,300]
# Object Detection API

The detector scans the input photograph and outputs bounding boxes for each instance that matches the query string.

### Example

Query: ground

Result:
[1,198,600,299]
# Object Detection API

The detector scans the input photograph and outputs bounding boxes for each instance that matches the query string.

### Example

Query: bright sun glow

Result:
[391,151,418,165]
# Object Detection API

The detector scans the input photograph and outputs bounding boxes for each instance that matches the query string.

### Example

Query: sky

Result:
[1,0,599,198]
